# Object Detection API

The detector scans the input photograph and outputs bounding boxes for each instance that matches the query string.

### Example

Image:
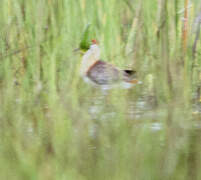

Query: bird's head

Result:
[91,39,98,45]
[88,39,100,59]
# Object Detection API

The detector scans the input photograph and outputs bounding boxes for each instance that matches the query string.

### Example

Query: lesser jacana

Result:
[80,39,139,89]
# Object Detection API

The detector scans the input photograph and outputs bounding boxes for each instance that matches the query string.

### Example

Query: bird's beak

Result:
[73,48,85,55]
[73,48,80,53]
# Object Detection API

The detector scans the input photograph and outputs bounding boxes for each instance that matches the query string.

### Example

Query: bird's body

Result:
[80,40,138,89]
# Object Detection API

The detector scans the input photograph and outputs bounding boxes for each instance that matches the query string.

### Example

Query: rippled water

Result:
[71,81,201,179]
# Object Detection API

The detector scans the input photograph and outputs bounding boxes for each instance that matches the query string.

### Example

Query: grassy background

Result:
[0,0,201,179]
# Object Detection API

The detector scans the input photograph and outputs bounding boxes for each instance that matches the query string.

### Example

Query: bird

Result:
[79,39,139,89]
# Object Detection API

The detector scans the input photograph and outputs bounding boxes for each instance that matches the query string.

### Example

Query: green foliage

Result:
[0,0,201,179]
[79,24,91,51]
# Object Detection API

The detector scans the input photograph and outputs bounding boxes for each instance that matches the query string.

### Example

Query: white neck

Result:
[80,44,100,76]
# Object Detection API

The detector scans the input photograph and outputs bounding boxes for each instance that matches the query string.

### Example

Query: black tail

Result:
[122,70,137,81]
[123,70,137,76]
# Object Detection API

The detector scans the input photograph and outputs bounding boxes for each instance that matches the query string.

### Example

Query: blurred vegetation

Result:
[0,0,201,179]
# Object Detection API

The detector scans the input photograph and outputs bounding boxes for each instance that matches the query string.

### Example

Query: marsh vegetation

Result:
[0,0,201,179]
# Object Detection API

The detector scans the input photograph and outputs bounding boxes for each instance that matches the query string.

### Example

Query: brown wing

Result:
[86,60,121,85]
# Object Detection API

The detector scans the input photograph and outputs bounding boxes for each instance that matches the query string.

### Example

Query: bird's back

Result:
[86,60,121,85]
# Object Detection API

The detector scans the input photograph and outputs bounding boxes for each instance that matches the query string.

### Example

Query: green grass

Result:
[0,0,201,179]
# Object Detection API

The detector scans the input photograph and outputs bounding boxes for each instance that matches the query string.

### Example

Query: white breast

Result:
[80,44,100,76]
